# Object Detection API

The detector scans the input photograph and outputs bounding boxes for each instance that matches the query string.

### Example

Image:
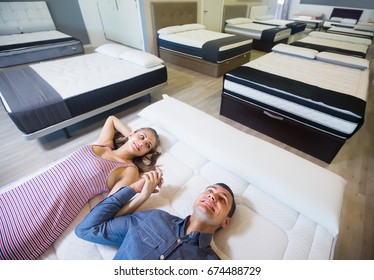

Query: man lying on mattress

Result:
[75,168,236,260]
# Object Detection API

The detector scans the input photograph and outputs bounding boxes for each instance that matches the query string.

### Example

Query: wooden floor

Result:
[0,49,373,260]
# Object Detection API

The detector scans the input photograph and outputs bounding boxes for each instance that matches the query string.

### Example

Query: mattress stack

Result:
[220,43,369,163]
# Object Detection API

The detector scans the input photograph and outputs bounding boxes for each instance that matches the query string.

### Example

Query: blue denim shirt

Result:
[75,187,220,260]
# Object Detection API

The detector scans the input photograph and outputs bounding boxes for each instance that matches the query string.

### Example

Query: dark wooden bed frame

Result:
[220,91,346,164]
[150,1,251,77]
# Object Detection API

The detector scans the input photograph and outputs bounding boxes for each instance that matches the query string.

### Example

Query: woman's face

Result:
[126,129,157,157]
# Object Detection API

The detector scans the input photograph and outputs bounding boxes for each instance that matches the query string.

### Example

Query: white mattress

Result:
[328,26,374,39]
[309,31,372,46]
[30,52,165,99]
[354,22,374,32]
[224,23,291,41]
[158,29,252,51]
[247,52,368,100]
[0,52,165,113]
[297,36,369,55]
[255,19,294,26]
[1,96,346,260]
[0,30,71,46]
[225,52,368,136]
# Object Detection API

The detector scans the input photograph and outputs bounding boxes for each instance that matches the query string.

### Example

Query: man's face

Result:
[193,185,233,228]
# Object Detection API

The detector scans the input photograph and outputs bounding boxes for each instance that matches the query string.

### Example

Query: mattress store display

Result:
[221,44,369,163]
[0,44,168,139]
[1,96,346,260]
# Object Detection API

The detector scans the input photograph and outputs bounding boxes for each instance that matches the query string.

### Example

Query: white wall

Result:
[78,0,110,48]
[288,0,374,21]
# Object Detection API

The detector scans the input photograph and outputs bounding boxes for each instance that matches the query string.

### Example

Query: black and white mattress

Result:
[0,30,84,68]
[222,44,369,140]
[253,18,306,35]
[0,44,167,139]
[327,26,374,40]
[0,1,84,67]
[291,31,370,58]
[157,24,252,63]
[224,18,291,42]
[322,7,363,30]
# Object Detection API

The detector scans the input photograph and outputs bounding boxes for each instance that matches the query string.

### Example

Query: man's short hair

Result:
[215,183,236,218]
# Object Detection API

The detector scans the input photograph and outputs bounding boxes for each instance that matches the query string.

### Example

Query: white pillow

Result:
[0,25,21,35]
[341,18,357,25]
[316,52,369,70]
[272,43,318,59]
[120,50,164,68]
[226,17,252,25]
[95,43,132,59]
[255,15,274,21]
[295,15,314,20]
[180,23,205,32]
[330,17,343,22]
[157,25,184,35]
[296,11,323,18]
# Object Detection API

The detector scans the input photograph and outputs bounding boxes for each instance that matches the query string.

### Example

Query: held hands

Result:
[130,167,163,199]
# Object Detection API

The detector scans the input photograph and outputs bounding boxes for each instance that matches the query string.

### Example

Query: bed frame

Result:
[220,94,345,163]
[0,52,168,140]
[150,1,251,77]
[23,84,165,140]
[0,1,84,68]
[222,5,289,52]
[323,7,364,30]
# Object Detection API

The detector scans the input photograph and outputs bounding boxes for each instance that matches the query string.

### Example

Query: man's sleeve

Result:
[75,186,136,246]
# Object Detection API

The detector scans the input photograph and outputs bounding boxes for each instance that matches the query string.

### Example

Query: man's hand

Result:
[129,167,163,198]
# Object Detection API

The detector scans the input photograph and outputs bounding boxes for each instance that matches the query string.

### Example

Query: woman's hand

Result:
[129,167,163,198]
[114,167,163,217]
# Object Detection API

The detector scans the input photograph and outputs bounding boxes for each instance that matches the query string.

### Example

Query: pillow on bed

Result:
[294,11,323,19]
[95,43,132,59]
[330,17,343,22]
[157,24,204,35]
[157,25,185,35]
[316,52,369,70]
[255,15,274,21]
[272,43,318,59]
[340,18,357,25]
[0,25,21,35]
[180,23,205,32]
[226,18,252,25]
[120,50,164,68]
[294,15,314,20]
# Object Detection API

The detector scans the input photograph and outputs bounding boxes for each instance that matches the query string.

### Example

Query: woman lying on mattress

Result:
[0,116,161,260]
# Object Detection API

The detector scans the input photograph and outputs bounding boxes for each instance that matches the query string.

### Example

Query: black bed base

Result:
[252,38,288,52]
[0,40,84,68]
[220,93,345,163]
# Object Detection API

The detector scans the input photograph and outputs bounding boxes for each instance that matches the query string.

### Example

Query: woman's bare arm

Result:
[112,168,163,217]
[97,116,133,145]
